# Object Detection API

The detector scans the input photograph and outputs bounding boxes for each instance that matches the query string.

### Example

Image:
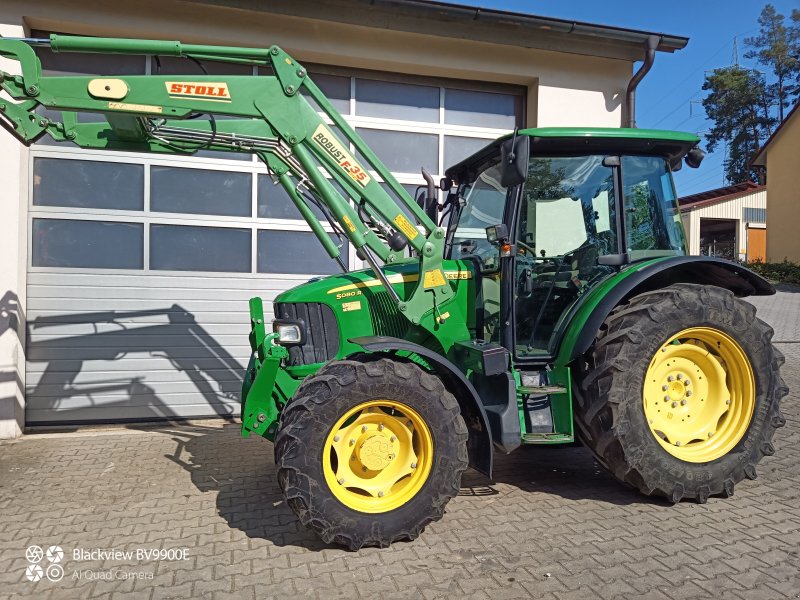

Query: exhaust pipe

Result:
[623,34,660,128]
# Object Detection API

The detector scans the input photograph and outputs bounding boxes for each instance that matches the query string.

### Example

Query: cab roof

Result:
[445,127,701,181]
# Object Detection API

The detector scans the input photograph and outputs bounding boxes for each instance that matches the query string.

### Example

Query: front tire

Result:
[275,358,468,550]
[574,283,788,503]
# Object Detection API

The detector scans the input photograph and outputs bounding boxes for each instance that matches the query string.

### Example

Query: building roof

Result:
[751,100,800,166]
[679,181,764,212]
[186,0,690,61]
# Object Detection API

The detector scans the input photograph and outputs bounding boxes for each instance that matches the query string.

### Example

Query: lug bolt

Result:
[708,432,713,438]
[362,466,368,472]
[677,374,683,380]
[685,380,691,386]
[649,419,654,425]
[362,425,368,433]
[406,420,413,427]
[411,462,417,468]
[257,414,266,422]
[664,395,670,402]
[661,348,667,353]
[350,456,355,461]
[675,441,682,446]
[350,439,355,446]
[680,399,687,406]
[390,436,397,442]
[668,375,675,382]
[726,399,731,405]
[662,385,669,391]
[378,424,384,431]
[333,435,340,442]
[338,477,345,484]
[686,391,693,397]
[378,491,384,497]
[671,401,678,408]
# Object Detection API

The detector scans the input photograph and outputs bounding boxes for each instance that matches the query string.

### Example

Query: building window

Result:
[150,167,252,217]
[32,218,144,269]
[743,207,766,223]
[150,224,251,273]
[355,79,440,122]
[258,230,346,275]
[33,158,144,211]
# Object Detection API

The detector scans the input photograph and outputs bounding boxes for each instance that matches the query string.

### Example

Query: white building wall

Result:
[0,19,28,439]
[680,189,767,260]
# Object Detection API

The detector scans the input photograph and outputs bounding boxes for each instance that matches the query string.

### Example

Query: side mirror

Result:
[685,147,705,169]
[500,134,529,188]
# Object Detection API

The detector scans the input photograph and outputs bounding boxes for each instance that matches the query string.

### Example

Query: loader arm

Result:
[0,34,455,333]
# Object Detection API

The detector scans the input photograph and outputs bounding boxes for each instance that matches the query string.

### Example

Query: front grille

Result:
[274,302,339,366]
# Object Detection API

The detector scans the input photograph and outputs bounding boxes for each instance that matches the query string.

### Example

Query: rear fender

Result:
[558,256,774,364]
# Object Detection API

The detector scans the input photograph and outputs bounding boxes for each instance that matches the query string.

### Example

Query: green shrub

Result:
[744,259,800,286]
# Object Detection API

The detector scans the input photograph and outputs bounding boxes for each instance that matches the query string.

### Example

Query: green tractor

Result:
[0,34,787,550]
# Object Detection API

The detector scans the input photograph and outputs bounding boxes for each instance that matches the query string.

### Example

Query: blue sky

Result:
[456,0,798,196]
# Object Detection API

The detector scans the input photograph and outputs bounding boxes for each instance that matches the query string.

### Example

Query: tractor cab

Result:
[444,128,701,359]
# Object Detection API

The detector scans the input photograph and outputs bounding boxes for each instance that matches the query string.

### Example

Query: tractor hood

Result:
[273,259,474,306]
[270,259,477,360]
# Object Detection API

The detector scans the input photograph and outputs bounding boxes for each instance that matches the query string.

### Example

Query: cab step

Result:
[522,432,574,443]
[518,385,568,395]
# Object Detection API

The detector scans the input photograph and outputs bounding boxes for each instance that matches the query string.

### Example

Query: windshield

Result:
[622,156,686,260]
[447,161,507,270]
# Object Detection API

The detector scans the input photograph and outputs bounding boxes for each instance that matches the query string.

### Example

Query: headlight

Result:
[273,320,305,345]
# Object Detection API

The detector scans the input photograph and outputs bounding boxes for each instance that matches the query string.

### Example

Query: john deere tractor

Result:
[0,34,787,550]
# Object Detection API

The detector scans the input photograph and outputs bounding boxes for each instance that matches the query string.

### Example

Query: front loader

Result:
[0,34,787,550]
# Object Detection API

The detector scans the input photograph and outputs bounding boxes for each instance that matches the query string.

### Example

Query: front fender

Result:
[349,336,493,478]
[557,256,774,365]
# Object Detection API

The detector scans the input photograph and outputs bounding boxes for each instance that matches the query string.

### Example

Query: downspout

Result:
[623,34,661,128]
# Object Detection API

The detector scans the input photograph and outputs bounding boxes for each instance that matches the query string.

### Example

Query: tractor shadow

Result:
[149,422,330,550]
[153,422,668,552]
[460,443,671,508]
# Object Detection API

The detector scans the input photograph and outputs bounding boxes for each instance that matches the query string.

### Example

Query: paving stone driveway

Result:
[1,289,798,600]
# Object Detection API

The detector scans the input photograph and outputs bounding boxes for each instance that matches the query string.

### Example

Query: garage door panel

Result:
[26,284,292,302]
[27,358,246,376]
[28,370,241,389]
[27,386,240,403]
[28,272,309,291]
[26,401,237,424]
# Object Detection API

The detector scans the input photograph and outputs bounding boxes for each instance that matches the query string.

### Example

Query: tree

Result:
[791,9,800,104]
[702,66,776,183]
[744,4,800,121]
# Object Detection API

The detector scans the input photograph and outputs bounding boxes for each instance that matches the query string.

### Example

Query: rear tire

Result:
[574,284,788,503]
[275,358,468,550]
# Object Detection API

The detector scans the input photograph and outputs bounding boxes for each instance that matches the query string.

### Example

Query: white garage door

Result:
[25,40,524,424]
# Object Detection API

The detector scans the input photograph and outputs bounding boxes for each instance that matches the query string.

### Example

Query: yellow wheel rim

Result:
[643,327,755,463]
[322,400,433,513]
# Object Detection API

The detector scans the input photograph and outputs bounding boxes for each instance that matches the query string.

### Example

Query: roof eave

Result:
[182,0,689,61]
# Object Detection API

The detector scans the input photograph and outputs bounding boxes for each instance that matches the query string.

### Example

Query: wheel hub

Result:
[357,433,395,471]
[643,327,755,463]
[322,400,433,513]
